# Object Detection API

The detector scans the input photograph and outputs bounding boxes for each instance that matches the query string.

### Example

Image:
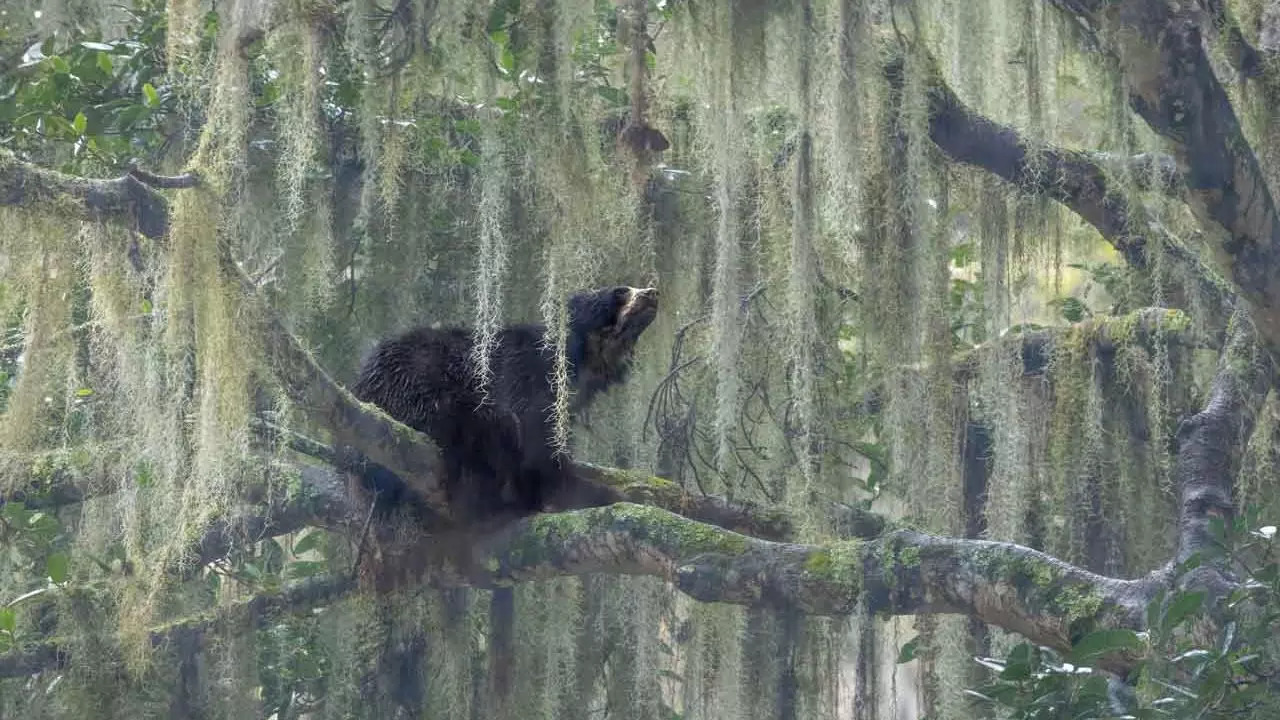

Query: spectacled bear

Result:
[352,285,659,522]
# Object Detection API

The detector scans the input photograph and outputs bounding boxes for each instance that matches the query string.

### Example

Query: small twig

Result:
[351,491,380,578]
[127,160,200,189]
[249,252,285,288]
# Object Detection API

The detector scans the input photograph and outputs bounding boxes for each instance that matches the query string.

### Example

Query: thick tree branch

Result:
[450,504,1158,670]
[1174,312,1276,563]
[1043,0,1280,359]
[574,462,885,540]
[259,421,887,542]
[0,150,182,239]
[0,507,1160,677]
[891,49,1236,337]
[854,307,1202,420]
[901,53,1239,313]
[952,307,1201,378]
[1201,0,1264,79]
[894,55,1144,268]
[224,252,454,518]
[98,504,1162,679]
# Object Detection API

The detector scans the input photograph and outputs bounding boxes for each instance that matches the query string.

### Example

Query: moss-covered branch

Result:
[0,505,1161,677]
[853,307,1201,418]
[1041,0,1280,359]
[449,503,1157,669]
[893,54,1145,268]
[0,150,191,239]
[223,255,456,519]
[261,424,887,542]
[952,307,1200,378]
[575,462,885,540]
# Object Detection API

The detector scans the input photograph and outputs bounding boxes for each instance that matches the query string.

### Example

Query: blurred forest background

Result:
[3,0,1280,718]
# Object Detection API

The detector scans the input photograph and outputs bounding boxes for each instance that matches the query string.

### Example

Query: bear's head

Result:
[565,286,659,400]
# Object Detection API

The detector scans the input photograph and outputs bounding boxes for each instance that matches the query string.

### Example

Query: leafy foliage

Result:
[956,509,1280,718]
[0,0,174,170]
[0,501,67,653]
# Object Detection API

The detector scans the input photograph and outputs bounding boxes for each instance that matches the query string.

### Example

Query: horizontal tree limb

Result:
[452,503,1159,671]
[0,150,176,239]
[0,501,1161,678]
[853,307,1202,419]
[951,306,1202,379]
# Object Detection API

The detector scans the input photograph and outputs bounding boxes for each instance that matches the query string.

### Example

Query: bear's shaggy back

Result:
[353,285,658,520]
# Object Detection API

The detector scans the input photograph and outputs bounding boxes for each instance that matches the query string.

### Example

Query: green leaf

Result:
[75,387,93,397]
[897,635,920,663]
[999,643,1034,681]
[73,111,86,135]
[0,608,14,634]
[46,553,68,584]
[950,241,977,267]
[1069,628,1144,663]
[142,82,158,107]
[292,530,323,557]
[1058,296,1087,323]
[1161,591,1205,633]
[594,85,629,107]
[285,560,327,579]
[852,441,889,492]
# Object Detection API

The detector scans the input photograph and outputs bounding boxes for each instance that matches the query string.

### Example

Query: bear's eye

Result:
[612,287,630,304]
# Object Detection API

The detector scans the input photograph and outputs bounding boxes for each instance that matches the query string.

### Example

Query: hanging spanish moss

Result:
[0,212,77,455]
[470,113,511,396]
[785,0,820,503]
[706,4,747,493]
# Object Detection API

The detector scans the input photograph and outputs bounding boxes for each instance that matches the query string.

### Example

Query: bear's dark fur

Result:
[352,285,659,521]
